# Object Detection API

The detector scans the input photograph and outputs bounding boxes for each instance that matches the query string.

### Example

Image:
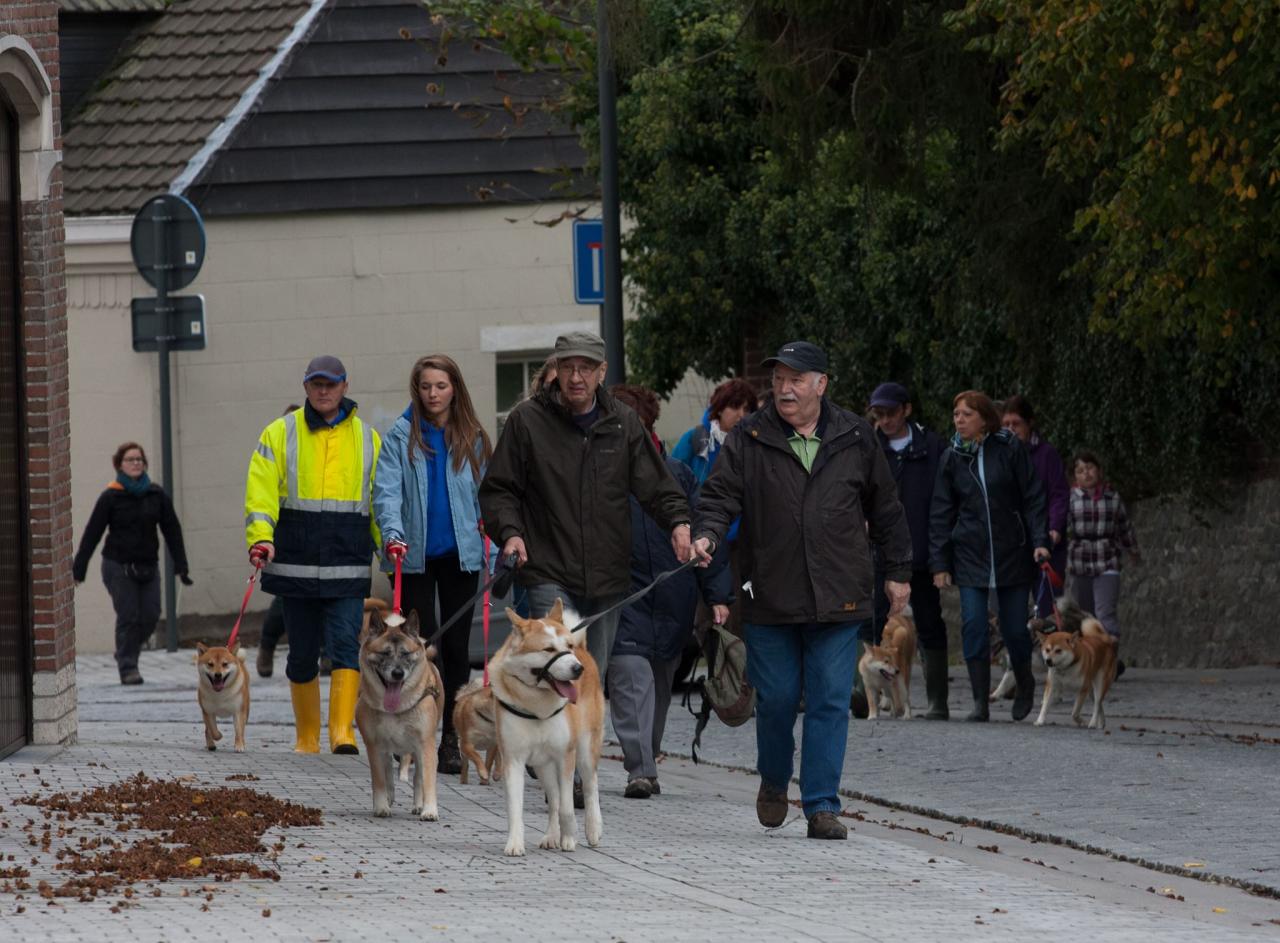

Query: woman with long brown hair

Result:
[929,391,1049,722]
[373,354,493,774]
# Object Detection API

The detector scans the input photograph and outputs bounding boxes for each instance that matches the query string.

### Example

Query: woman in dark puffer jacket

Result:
[929,392,1049,722]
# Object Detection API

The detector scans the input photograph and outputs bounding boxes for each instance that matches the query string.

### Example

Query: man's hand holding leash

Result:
[249,542,274,566]
[501,535,528,567]
[691,536,715,567]
[671,522,693,563]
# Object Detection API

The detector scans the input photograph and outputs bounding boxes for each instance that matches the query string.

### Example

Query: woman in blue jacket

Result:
[929,391,1049,723]
[374,354,492,774]
[670,378,757,486]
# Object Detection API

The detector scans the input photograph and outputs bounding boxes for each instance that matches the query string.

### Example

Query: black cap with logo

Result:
[761,341,828,373]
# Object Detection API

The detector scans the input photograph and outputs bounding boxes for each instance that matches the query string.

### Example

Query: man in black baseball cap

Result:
[692,340,913,840]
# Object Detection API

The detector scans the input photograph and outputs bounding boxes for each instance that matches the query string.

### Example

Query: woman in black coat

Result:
[609,386,733,799]
[929,392,1048,722]
[73,442,190,684]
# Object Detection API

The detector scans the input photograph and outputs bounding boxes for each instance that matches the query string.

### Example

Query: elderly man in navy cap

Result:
[692,342,912,840]
[859,381,950,720]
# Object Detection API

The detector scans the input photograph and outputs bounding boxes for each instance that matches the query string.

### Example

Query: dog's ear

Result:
[228,641,239,656]
[548,597,565,625]
[506,608,527,634]
[404,609,420,637]
[360,608,384,645]
[570,625,588,650]
[196,642,208,655]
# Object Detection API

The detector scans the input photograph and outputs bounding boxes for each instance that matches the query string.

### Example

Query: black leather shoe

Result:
[1011,660,1035,722]
[256,644,275,679]
[965,659,990,722]
[120,668,144,685]
[437,731,463,775]
[623,778,652,799]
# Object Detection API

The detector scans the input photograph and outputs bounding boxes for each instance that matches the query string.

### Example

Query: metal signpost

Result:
[130,194,206,653]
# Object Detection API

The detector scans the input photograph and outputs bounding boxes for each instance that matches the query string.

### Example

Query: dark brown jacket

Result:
[479,385,690,599]
[694,399,912,625]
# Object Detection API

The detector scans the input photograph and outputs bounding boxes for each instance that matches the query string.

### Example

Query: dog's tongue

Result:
[550,678,578,704]
[211,678,226,692]
[383,680,404,713]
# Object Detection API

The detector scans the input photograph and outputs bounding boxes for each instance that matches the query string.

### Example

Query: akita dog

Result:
[490,599,604,857]
[1031,615,1119,729]
[453,678,502,785]
[195,642,250,752]
[354,609,444,819]
[857,613,916,719]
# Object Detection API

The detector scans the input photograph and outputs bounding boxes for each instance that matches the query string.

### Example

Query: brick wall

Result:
[2,2,76,743]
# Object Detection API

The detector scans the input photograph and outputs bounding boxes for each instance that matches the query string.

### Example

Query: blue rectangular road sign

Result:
[573,219,605,304]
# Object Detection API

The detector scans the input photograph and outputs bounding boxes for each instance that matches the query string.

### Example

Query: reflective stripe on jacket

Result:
[244,401,382,598]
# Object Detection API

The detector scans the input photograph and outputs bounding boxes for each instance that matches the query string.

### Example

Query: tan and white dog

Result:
[857,613,917,719]
[1032,615,1119,729]
[195,642,250,752]
[453,678,502,785]
[490,599,604,857]
[354,609,444,819]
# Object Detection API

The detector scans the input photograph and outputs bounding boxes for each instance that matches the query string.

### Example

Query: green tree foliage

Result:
[425,0,1279,496]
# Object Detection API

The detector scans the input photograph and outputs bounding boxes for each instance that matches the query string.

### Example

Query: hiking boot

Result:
[1011,659,1035,722]
[120,668,144,686]
[624,778,652,799]
[756,782,788,827]
[256,644,275,679]
[437,731,462,775]
[922,648,950,721]
[647,778,661,796]
[964,659,990,722]
[806,811,848,840]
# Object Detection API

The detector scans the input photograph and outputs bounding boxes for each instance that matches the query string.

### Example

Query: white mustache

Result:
[777,394,798,403]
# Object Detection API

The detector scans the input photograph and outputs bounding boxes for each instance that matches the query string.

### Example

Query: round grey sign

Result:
[131,194,206,293]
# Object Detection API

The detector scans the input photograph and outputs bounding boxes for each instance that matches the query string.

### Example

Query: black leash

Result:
[572,558,698,631]
[417,552,520,647]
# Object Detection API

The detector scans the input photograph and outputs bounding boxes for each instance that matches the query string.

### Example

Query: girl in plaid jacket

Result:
[1067,451,1140,638]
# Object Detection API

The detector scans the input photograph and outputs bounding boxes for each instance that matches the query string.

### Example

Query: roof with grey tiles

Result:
[59,0,168,12]
[62,0,315,216]
[63,0,591,217]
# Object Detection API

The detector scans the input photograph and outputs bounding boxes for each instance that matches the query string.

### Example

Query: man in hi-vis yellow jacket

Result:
[245,355,381,754]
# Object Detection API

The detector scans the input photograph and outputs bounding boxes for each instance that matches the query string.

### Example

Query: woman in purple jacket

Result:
[1002,396,1068,615]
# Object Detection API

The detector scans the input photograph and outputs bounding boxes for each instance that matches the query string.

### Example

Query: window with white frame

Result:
[495,353,552,436]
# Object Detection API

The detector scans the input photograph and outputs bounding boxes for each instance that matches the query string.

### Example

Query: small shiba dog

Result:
[1031,614,1119,729]
[195,642,250,752]
[857,613,917,719]
[490,599,604,857]
[453,678,502,785]
[354,609,444,819]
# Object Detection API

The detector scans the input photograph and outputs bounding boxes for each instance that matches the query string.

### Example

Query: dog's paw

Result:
[585,825,601,848]
[504,838,526,857]
[234,743,245,753]
[538,832,561,850]
[559,834,577,852]
[373,803,392,818]
[206,744,216,752]
[1033,718,1045,727]
[415,806,439,821]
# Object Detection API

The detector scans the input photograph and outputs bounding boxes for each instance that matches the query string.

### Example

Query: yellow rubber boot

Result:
[289,678,321,753]
[328,668,361,755]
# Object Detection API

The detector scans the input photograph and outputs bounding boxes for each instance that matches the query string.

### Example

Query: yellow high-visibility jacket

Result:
[244,401,381,597]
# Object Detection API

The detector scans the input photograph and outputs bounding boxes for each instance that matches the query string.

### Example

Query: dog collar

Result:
[496,695,566,721]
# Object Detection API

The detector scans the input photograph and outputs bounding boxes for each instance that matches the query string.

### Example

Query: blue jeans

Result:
[283,596,364,683]
[959,585,1032,664]
[744,621,863,818]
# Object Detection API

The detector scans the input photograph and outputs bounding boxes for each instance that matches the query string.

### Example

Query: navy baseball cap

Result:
[303,355,347,382]
[761,341,828,373]
[869,382,910,408]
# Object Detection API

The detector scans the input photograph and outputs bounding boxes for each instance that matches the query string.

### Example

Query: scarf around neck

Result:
[116,470,152,496]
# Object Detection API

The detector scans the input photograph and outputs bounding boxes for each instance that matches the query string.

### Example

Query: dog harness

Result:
[495,650,578,720]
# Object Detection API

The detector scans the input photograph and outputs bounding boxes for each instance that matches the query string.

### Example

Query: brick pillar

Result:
[2,3,76,745]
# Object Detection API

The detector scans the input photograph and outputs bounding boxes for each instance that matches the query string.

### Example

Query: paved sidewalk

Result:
[664,663,1280,893]
[0,652,1277,942]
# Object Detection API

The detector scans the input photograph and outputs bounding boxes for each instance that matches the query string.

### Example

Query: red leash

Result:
[482,535,492,687]
[392,550,403,616]
[225,561,262,650]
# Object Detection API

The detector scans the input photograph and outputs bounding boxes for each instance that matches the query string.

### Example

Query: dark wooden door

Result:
[0,101,31,759]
